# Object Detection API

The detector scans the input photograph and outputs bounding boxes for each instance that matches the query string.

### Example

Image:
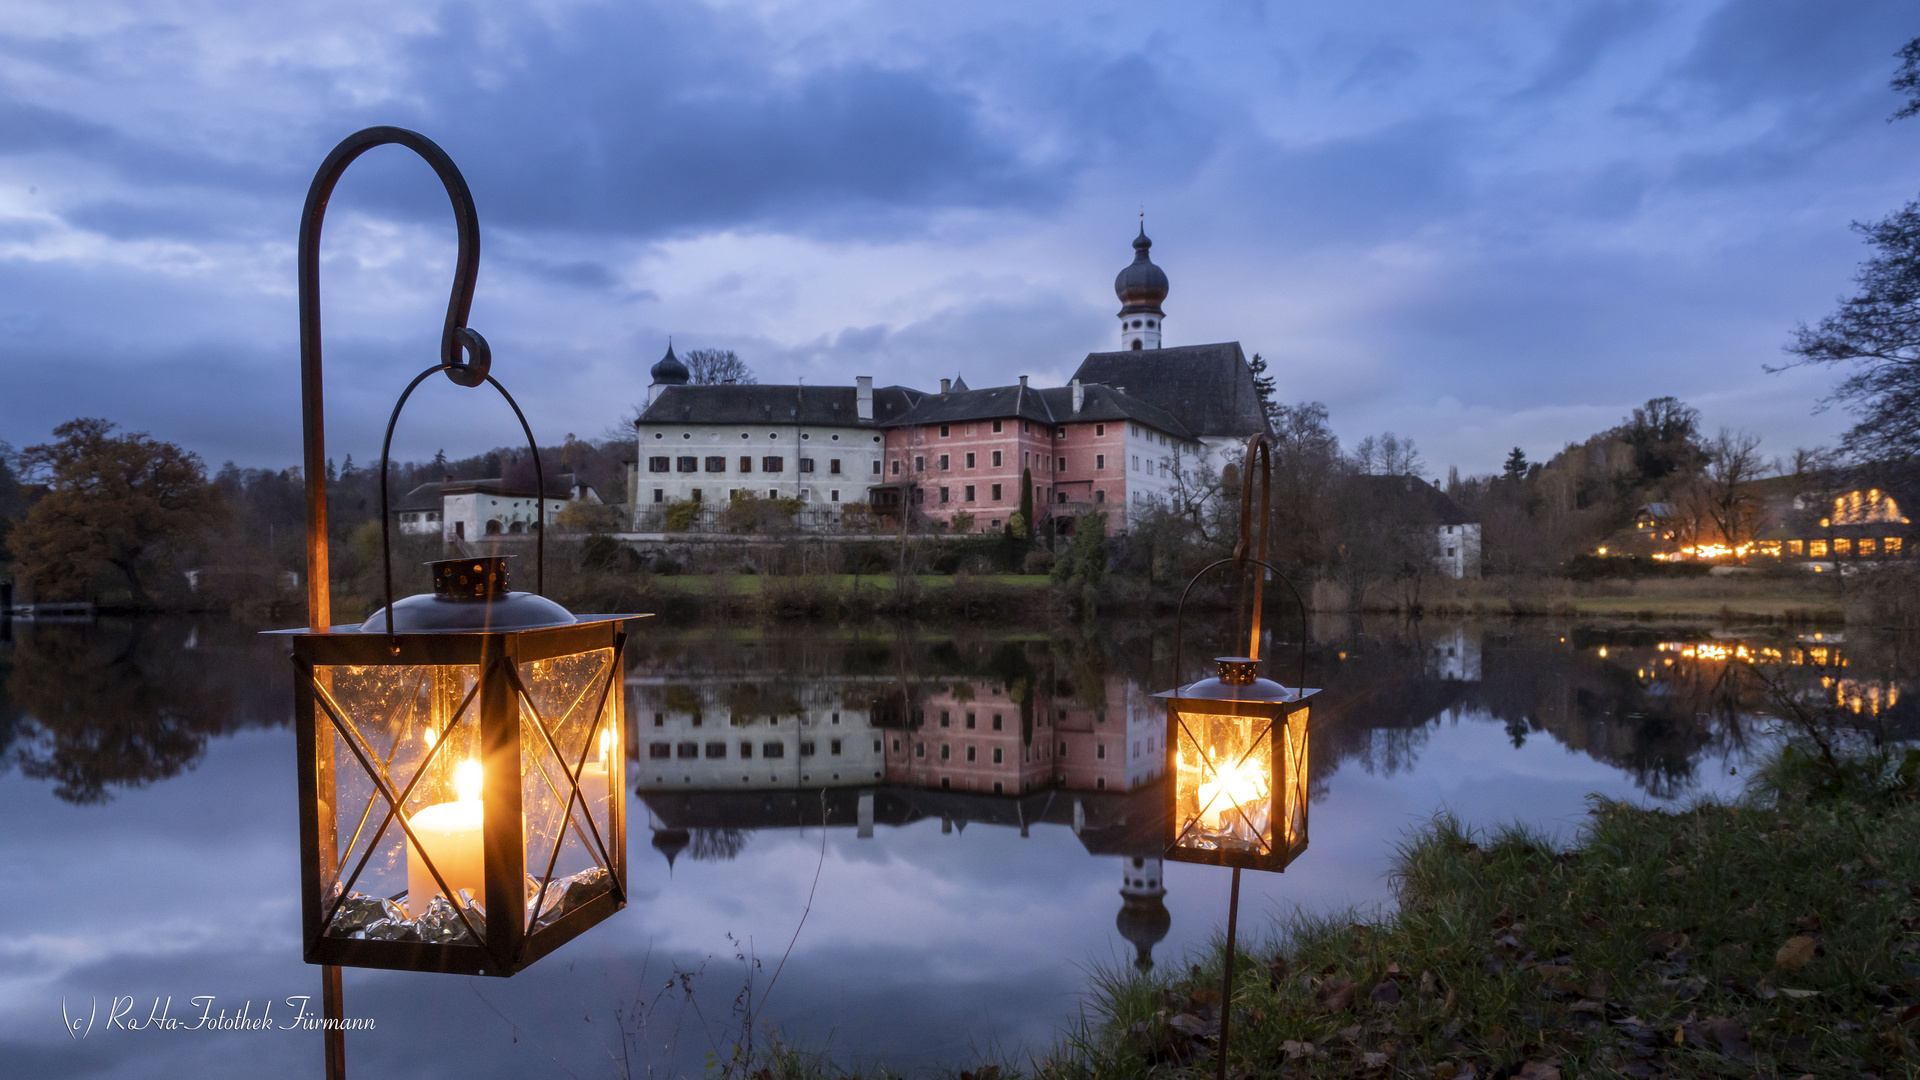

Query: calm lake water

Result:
[2,614,1910,1079]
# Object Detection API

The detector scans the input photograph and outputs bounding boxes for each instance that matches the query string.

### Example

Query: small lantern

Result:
[275,555,640,977]
[1158,656,1313,872]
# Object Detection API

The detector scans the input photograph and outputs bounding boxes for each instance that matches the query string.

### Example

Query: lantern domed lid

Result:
[1155,657,1312,703]
[359,556,577,633]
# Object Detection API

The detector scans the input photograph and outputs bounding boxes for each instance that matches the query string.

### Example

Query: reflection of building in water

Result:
[631,672,1166,797]
[1426,626,1482,682]
[631,677,887,789]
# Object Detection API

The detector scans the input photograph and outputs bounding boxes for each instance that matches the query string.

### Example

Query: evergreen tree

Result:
[1247,352,1278,423]
[1502,448,1528,482]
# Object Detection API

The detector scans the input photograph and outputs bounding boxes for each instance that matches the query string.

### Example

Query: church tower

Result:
[1115,854,1170,971]
[647,340,690,406]
[1114,223,1169,350]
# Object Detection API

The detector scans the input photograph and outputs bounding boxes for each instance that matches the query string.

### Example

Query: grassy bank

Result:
[1046,747,1920,1080]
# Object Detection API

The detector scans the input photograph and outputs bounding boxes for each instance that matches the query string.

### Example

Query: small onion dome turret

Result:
[1116,893,1172,971]
[1114,224,1168,316]
[650,342,690,386]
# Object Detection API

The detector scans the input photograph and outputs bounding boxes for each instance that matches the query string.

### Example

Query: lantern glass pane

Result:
[1173,709,1275,856]
[517,647,619,933]
[1279,708,1308,852]
[315,662,483,937]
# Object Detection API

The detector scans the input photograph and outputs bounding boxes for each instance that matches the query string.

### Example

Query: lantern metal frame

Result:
[284,126,642,1076]
[1155,432,1319,1080]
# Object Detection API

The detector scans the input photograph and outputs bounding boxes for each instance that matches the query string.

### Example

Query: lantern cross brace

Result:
[300,659,489,948]
[505,640,627,937]
[1170,715,1277,855]
[332,665,431,876]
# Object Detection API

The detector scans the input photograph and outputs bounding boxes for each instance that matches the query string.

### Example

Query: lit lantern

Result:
[1158,656,1313,872]
[277,555,640,977]
[279,128,643,997]
[1151,433,1320,1080]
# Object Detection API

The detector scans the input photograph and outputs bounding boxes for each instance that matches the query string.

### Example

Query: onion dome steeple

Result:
[1114,222,1168,350]
[646,340,691,405]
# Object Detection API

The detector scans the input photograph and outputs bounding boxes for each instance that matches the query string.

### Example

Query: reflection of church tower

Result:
[650,826,690,870]
[1115,855,1170,971]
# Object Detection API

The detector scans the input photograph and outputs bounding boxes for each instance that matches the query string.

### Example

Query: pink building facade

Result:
[877,377,1196,535]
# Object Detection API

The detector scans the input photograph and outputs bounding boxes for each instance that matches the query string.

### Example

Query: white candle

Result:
[407,760,485,915]
[576,729,613,837]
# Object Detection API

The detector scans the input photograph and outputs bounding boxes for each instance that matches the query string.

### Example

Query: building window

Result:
[763,741,785,758]
[991,483,1002,501]
[992,420,1003,433]
[762,456,784,472]
[649,456,670,473]
[992,747,1003,764]
[1860,538,1878,556]
[1787,540,1804,555]
[965,712,976,729]
[1057,491,1067,504]
[941,711,950,727]
[830,490,840,502]
[940,744,950,760]
[706,742,726,759]
[964,485,975,502]
[1095,454,1105,470]
[739,741,753,758]
[1096,424,1104,436]
[1095,490,1105,503]
[1058,742,1067,757]
[767,489,779,499]
[830,739,842,755]
[992,713,1002,730]
[1057,456,1065,471]
[1096,743,1106,759]
[1447,547,1455,557]
[1834,538,1852,556]
[653,489,664,503]
[1887,537,1904,556]
[915,742,924,758]
[871,461,881,475]
[739,456,753,472]
[648,742,670,759]
[705,456,725,472]
[1132,455,1140,470]
[677,456,698,473]
[892,459,901,474]
[966,746,976,762]
[830,459,842,474]
[940,425,950,438]
[990,450,1003,468]
[915,456,925,472]
[1810,540,1829,557]
[799,458,815,473]
[939,454,950,470]
[676,742,698,759]
[691,490,703,503]
[799,741,816,757]
[940,487,950,504]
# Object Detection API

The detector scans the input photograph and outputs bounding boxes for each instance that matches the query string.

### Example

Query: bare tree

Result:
[1700,427,1765,554]
[1349,432,1424,477]
[683,349,756,386]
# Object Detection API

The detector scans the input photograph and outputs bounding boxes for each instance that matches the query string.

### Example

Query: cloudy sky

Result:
[3,0,1917,476]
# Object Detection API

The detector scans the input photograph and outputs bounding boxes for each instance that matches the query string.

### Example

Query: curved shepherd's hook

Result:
[297,126,494,631]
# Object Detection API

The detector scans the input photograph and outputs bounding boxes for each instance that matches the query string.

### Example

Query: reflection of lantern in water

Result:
[1159,657,1313,872]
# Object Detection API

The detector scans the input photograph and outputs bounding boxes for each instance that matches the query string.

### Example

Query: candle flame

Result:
[455,759,483,803]
[1196,759,1268,830]
[598,728,612,763]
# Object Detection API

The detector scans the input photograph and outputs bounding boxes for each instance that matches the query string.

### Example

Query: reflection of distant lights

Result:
[1338,652,1347,661]
[1664,658,1673,666]
[1598,647,1608,658]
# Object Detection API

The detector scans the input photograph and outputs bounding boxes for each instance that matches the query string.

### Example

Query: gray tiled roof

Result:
[1347,475,1474,525]
[1069,342,1271,439]
[396,475,579,512]
[878,381,1194,440]
[637,384,923,427]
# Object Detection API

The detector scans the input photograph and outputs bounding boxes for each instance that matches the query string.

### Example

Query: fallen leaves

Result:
[1515,1062,1562,1080]
[1776,935,1818,970]
[1317,975,1357,1012]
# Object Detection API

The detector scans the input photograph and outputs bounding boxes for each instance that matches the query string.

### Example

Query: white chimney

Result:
[940,378,952,394]
[1071,378,1083,414]
[856,375,873,421]
[1018,375,1028,388]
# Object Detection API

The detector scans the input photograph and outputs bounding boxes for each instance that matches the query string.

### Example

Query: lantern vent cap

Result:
[358,556,577,633]
[1155,659,1316,704]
